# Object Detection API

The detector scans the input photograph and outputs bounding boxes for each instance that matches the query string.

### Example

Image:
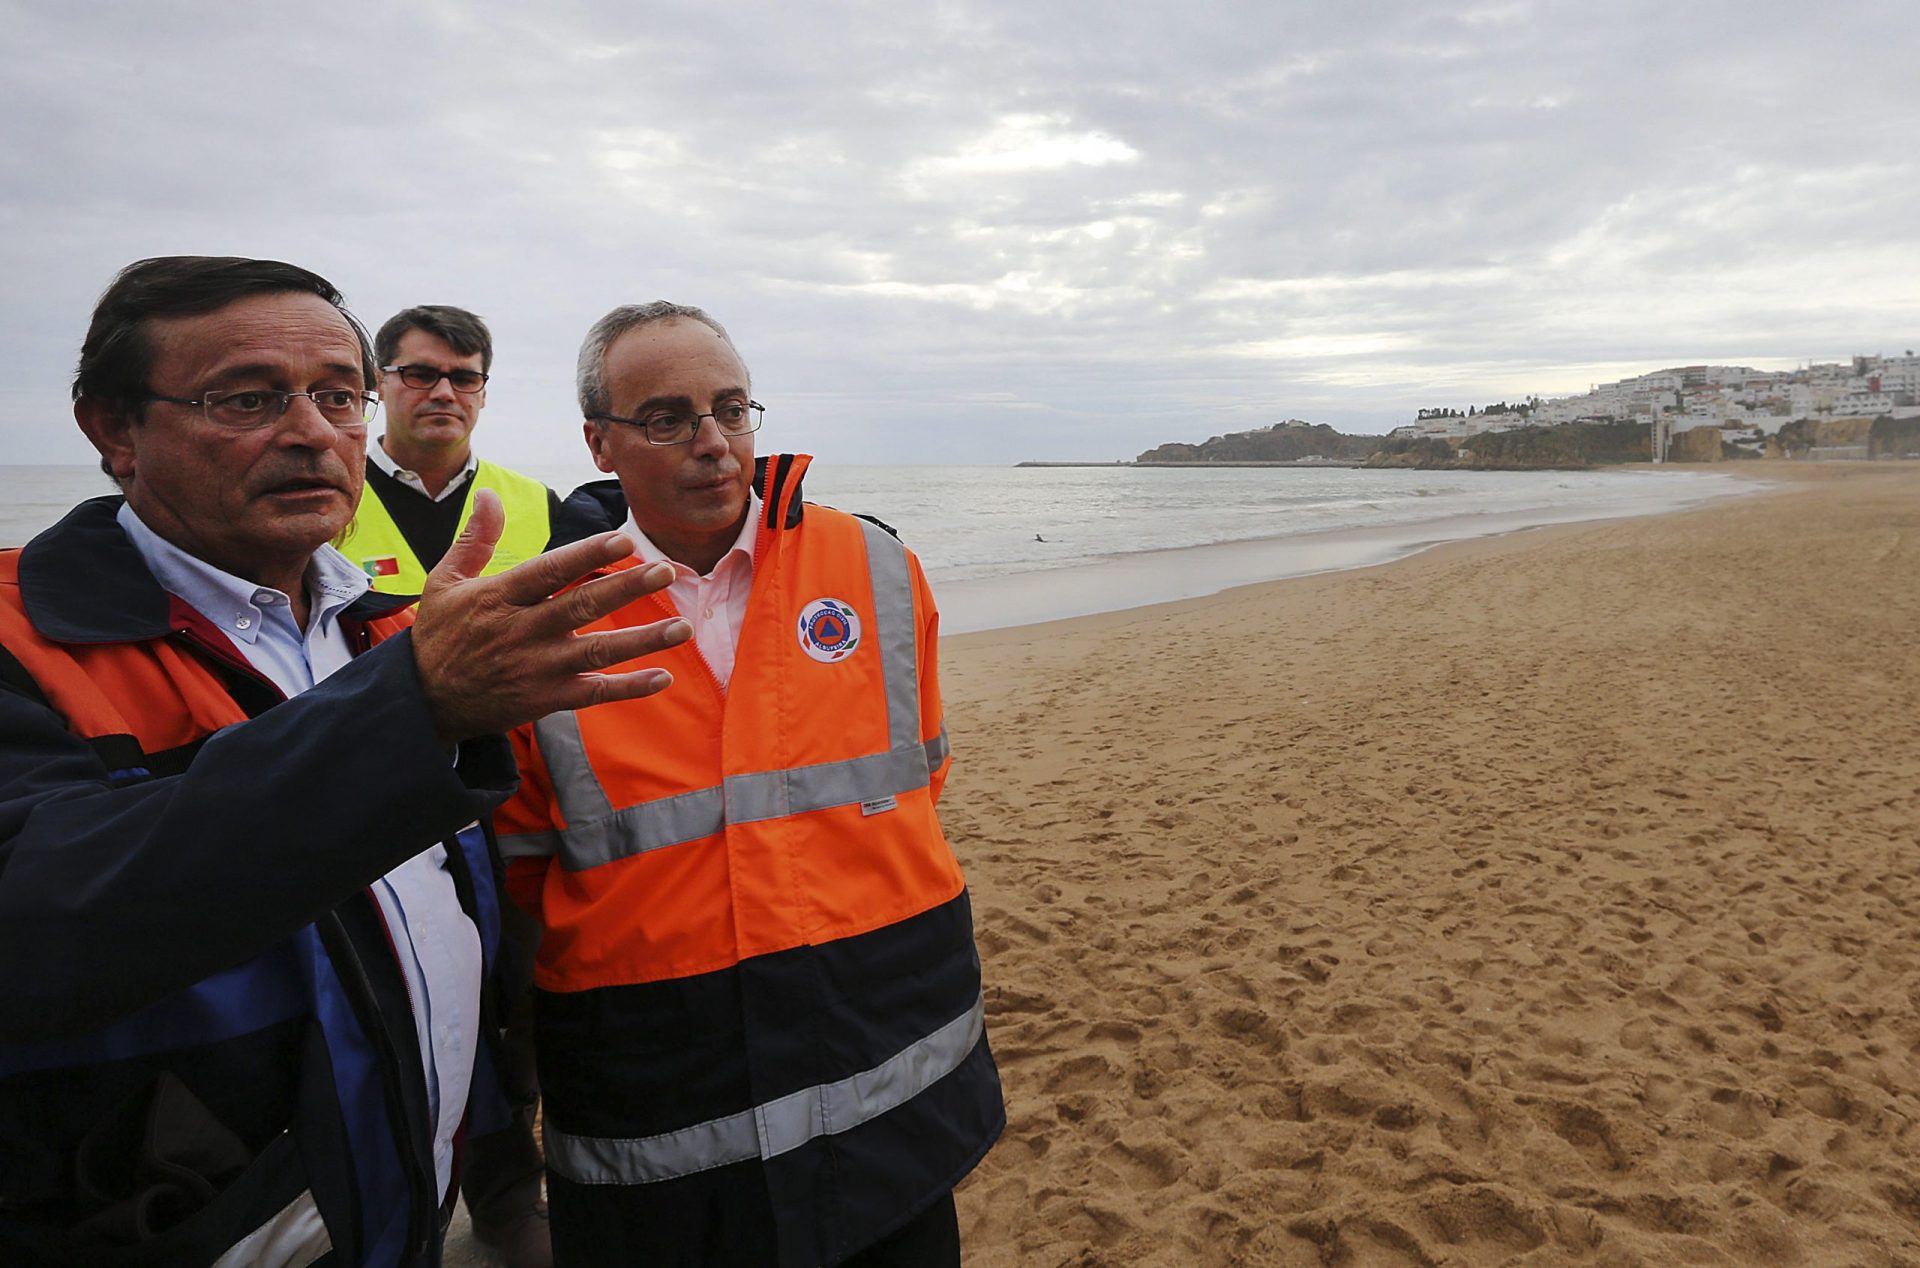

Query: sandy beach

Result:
[441,463,1916,1266]
[940,463,1920,1266]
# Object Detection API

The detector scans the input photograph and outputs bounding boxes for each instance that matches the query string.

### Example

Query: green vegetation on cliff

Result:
[1135,421,1384,464]
[1367,421,1650,469]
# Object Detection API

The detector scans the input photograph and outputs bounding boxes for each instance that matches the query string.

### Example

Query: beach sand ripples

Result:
[943,465,1920,1267]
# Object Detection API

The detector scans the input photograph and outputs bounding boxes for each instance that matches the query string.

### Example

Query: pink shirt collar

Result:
[617,491,760,689]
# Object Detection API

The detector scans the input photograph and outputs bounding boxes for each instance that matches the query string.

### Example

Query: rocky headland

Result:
[1131,415,1920,470]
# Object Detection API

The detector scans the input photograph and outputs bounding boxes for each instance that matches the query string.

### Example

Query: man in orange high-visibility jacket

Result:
[496,302,1004,1267]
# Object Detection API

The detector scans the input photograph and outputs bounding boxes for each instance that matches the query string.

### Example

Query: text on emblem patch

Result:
[797,597,863,663]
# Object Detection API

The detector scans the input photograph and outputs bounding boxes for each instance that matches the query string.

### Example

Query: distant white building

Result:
[1832,390,1896,416]
[1398,349,1913,437]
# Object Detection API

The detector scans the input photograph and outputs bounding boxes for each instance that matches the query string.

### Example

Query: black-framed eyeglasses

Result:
[382,363,489,393]
[593,400,765,446]
[143,388,378,431]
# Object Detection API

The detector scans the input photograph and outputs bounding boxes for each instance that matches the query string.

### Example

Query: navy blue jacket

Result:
[0,496,518,1266]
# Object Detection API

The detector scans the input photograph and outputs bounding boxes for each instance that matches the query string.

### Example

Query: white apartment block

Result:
[1407,351,1916,435]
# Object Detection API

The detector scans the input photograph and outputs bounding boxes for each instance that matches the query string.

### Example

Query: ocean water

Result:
[0,463,1750,632]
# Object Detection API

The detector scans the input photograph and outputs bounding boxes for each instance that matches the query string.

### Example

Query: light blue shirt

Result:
[117,503,481,1199]
[117,504,370,691]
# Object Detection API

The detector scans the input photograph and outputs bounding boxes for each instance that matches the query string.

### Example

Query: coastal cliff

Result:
[1135,421,1383,465]
[1366,421,1650,469]
[1133,419,1648,471]
[1772,415,1920,459]
[1133,415,1920,471]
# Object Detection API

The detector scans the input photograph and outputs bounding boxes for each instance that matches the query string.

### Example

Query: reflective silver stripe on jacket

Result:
[495,829,561,860]
[860,517,919,752]
[524,520,949,872]
[545,993,985,1186]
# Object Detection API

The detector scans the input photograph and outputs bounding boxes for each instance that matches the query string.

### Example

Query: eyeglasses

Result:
[382,364,489,393]
[593,400,765,446]
[144,388,378,431]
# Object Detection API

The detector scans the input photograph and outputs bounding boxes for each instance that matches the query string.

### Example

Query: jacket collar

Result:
[19,495,415,645]
[757,453,811,534]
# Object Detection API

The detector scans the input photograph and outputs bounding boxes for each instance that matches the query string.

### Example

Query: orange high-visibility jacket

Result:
[497,454,1002,1266]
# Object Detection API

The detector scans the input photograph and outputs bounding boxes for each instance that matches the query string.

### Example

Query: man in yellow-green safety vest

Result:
[344,305,560,1268]
[345,305,560,595]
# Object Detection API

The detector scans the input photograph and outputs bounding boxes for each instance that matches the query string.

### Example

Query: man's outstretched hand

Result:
[410,489,691,743]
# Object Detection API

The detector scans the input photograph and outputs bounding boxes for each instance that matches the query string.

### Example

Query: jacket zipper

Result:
[318,908,439,1265]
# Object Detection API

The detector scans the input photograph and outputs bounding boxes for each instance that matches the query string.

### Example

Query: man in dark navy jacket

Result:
[0,256,692,1266]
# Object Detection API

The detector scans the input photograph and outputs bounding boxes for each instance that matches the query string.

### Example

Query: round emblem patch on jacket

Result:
[797,598,862,662]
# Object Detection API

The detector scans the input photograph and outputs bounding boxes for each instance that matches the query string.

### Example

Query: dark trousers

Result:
[462,901,546,1215]
[839,1191,960,1268]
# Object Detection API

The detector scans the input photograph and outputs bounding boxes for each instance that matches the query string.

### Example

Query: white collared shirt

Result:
[117,503,480,1201]
[370,438,478,503]
[619,492,759,689]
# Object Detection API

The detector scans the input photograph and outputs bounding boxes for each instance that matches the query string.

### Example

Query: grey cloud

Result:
[2,0,1916,466]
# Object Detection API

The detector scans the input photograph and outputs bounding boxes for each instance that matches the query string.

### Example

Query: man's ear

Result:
[584,419,615,474]
[74,397,139,484]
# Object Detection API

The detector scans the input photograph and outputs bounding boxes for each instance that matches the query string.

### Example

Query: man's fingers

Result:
[529,666,677,714]
[427,489,505,590]
[577,666,676,709]
[575,617,693,670]
[412,514,697,739]
[490,531,638,607]
[531,559,680,635]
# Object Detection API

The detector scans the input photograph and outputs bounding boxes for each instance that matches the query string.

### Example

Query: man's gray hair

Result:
[576,301,740,420]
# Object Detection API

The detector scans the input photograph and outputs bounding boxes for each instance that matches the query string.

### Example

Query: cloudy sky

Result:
[4,0,1915,466]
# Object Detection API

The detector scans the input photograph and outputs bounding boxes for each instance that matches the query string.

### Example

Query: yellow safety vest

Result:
[344,459,550,593]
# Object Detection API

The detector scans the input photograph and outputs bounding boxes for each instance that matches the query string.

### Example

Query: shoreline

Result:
[938,460,1920,1266]
[937,466,1758,635]
[946,463,1819,648]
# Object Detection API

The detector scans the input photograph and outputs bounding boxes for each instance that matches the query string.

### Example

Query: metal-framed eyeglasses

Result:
[593,400,765,446]
[382,364,490,393]
[143,388,378,431]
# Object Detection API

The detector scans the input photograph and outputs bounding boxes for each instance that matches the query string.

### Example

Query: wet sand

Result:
[941,463,1920,1266]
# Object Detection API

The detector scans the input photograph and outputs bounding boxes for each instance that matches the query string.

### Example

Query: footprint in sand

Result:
[1521,1097,1633,1173]
[1419,1185,1549,1255]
